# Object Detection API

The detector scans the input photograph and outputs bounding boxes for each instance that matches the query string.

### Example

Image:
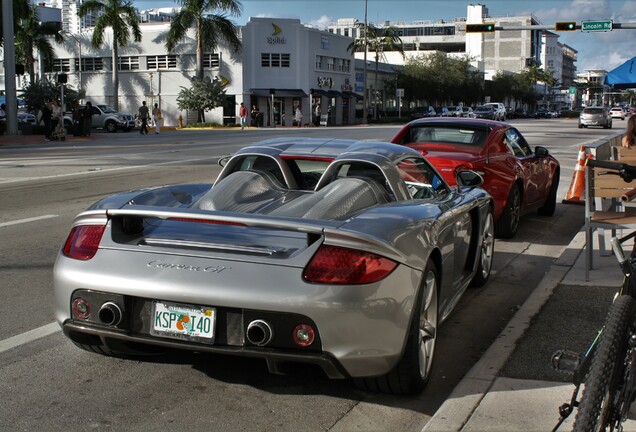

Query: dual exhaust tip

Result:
[97,304,275,347]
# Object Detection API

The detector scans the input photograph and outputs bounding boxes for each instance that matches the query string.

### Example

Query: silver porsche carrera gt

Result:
[53,138,494,395]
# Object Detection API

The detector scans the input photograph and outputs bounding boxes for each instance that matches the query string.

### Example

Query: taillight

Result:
[303,245,397,284]
[62,224,106,260]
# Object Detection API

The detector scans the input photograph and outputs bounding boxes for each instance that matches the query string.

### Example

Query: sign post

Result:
[396,88,404,118]
[581,20,613,32]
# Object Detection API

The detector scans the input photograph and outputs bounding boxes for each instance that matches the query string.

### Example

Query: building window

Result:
[48,58,71,72]
[203,53,220,69]
[262,53,290,68]
[118,56,139,71]
[315,55,323,69]
[147,55,177,69]
[76,58,104,71]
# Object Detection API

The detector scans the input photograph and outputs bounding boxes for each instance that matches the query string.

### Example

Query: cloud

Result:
[307,15,332,30]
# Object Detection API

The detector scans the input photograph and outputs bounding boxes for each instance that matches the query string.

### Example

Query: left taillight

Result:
[62,224,106,260]
[302,245,397,285]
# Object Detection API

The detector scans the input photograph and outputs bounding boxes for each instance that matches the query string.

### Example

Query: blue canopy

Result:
[0,96,26,107]
[604,57,636,89]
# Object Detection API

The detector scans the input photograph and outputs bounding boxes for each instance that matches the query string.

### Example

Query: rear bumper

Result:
[63,320,350,379]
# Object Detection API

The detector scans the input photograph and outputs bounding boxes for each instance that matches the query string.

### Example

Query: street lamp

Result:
[362,0,368,124]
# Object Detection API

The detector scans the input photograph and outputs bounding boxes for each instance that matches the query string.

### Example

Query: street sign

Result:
[396,88,404,97]
[569,86,576,94]
[581,20,613,32]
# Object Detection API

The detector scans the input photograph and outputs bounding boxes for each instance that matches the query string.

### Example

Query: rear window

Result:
[407,126,488,146]
[584,108,603,114]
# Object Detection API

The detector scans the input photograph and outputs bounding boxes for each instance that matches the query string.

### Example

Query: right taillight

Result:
[62,225,106,260]
[302,245,397,285]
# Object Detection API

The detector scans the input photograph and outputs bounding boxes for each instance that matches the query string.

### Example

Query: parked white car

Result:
[484,102,506,121]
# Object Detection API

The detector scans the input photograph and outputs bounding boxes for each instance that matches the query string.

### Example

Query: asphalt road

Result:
[0,120,623,431]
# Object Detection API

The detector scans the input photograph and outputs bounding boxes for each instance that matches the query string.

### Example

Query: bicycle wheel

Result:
[574,295,636,432]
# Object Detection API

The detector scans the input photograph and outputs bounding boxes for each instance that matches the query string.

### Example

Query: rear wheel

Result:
[471,209,495,287]
[495,184,521,239]
[573,295,636,432]
[538,171,560,216]
[355,259,438,395]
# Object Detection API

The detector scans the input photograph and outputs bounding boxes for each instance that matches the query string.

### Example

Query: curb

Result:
[422,231,586,431]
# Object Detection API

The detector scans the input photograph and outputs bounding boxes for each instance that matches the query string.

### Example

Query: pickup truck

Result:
[64,104,135,132]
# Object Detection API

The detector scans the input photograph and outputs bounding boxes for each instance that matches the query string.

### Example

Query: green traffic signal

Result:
[555,21,577,31]
[465,23,496,33]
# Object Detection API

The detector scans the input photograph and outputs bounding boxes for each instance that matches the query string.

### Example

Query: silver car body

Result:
[54,138,493,384]
[579,107,612,128]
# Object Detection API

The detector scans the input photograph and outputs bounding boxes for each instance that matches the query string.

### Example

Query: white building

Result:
[39,17,358,127]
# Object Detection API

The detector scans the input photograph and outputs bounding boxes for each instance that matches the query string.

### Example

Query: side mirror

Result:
[218,155,230,167]
[535,146,549,158]
[456,170,484,188]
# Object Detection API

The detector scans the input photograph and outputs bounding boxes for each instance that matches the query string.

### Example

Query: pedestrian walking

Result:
[83,101,93,136]
[239,102,248,129]
[152,103,162,134]
[138,101,149,135]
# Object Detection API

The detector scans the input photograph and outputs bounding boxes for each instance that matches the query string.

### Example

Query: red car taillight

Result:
[303,245,397,284]
[62,224,106,260]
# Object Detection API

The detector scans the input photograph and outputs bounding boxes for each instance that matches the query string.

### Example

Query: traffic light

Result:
[465,23,496,33]
[555,21,576,31]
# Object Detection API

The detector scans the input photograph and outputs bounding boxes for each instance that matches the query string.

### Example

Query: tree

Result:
[15,5,64,83]
[20,79,84,113]
[166,0,242,122]
[78,0,142,112]
[176,76,226,123]
[0,0,30,44]
[397,52,483,108]
[348,23,404,119]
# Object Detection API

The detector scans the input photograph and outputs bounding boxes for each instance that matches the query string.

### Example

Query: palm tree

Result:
[78,0,142,111]
[165,0,242,122]
[348,23,404,119]
[15,5,64,83]
[0,0,30,44]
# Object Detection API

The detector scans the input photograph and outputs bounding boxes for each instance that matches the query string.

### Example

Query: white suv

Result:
[484,102,506,121]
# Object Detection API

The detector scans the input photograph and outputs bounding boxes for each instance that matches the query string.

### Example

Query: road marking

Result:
[0,322,60,354]
[0,214,59,228]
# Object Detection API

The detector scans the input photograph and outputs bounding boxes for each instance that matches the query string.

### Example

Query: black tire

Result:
[471,209,495,287]
[355,259,439,395]
[573,295,636,432]
[105,121,117,133]
[537,170,560,216]
[495,184,521,239]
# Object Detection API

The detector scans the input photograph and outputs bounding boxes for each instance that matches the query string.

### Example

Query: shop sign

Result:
[317,76,333,88]
[267,23,287,44]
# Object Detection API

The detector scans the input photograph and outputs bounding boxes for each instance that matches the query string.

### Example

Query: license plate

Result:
[151,301,216,343]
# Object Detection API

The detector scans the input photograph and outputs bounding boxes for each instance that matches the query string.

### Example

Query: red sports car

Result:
[391,118,560,238]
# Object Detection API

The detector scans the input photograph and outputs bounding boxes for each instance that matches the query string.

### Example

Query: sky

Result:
[132,0,636,73]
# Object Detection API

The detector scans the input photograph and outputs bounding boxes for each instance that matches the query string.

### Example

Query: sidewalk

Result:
[0,133,101,147]
[424,229,636,431]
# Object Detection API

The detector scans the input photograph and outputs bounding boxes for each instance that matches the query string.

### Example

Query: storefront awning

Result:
[310,89,331,97]
[342,91,363,99]
[250,88,308,98]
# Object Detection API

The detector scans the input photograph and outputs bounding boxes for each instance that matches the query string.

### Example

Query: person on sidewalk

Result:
[138,101,149,135]
[41,99,52,140]
[152,103,162,134]
[239,102,248,129]
[622,115,636,148]
[294,105,303,127]
[83,101,93,136]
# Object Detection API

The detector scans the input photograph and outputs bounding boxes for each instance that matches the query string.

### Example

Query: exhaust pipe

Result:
[246,320,273,346]
[98,302,123,326]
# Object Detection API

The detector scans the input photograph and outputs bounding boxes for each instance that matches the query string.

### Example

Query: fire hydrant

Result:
[178,115,183,129]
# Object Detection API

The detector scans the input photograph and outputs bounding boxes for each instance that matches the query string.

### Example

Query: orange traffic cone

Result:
[562,145,588,205]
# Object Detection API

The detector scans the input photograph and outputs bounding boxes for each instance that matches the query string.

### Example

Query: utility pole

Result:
[2,0,19,135]
[362,0,368,124]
